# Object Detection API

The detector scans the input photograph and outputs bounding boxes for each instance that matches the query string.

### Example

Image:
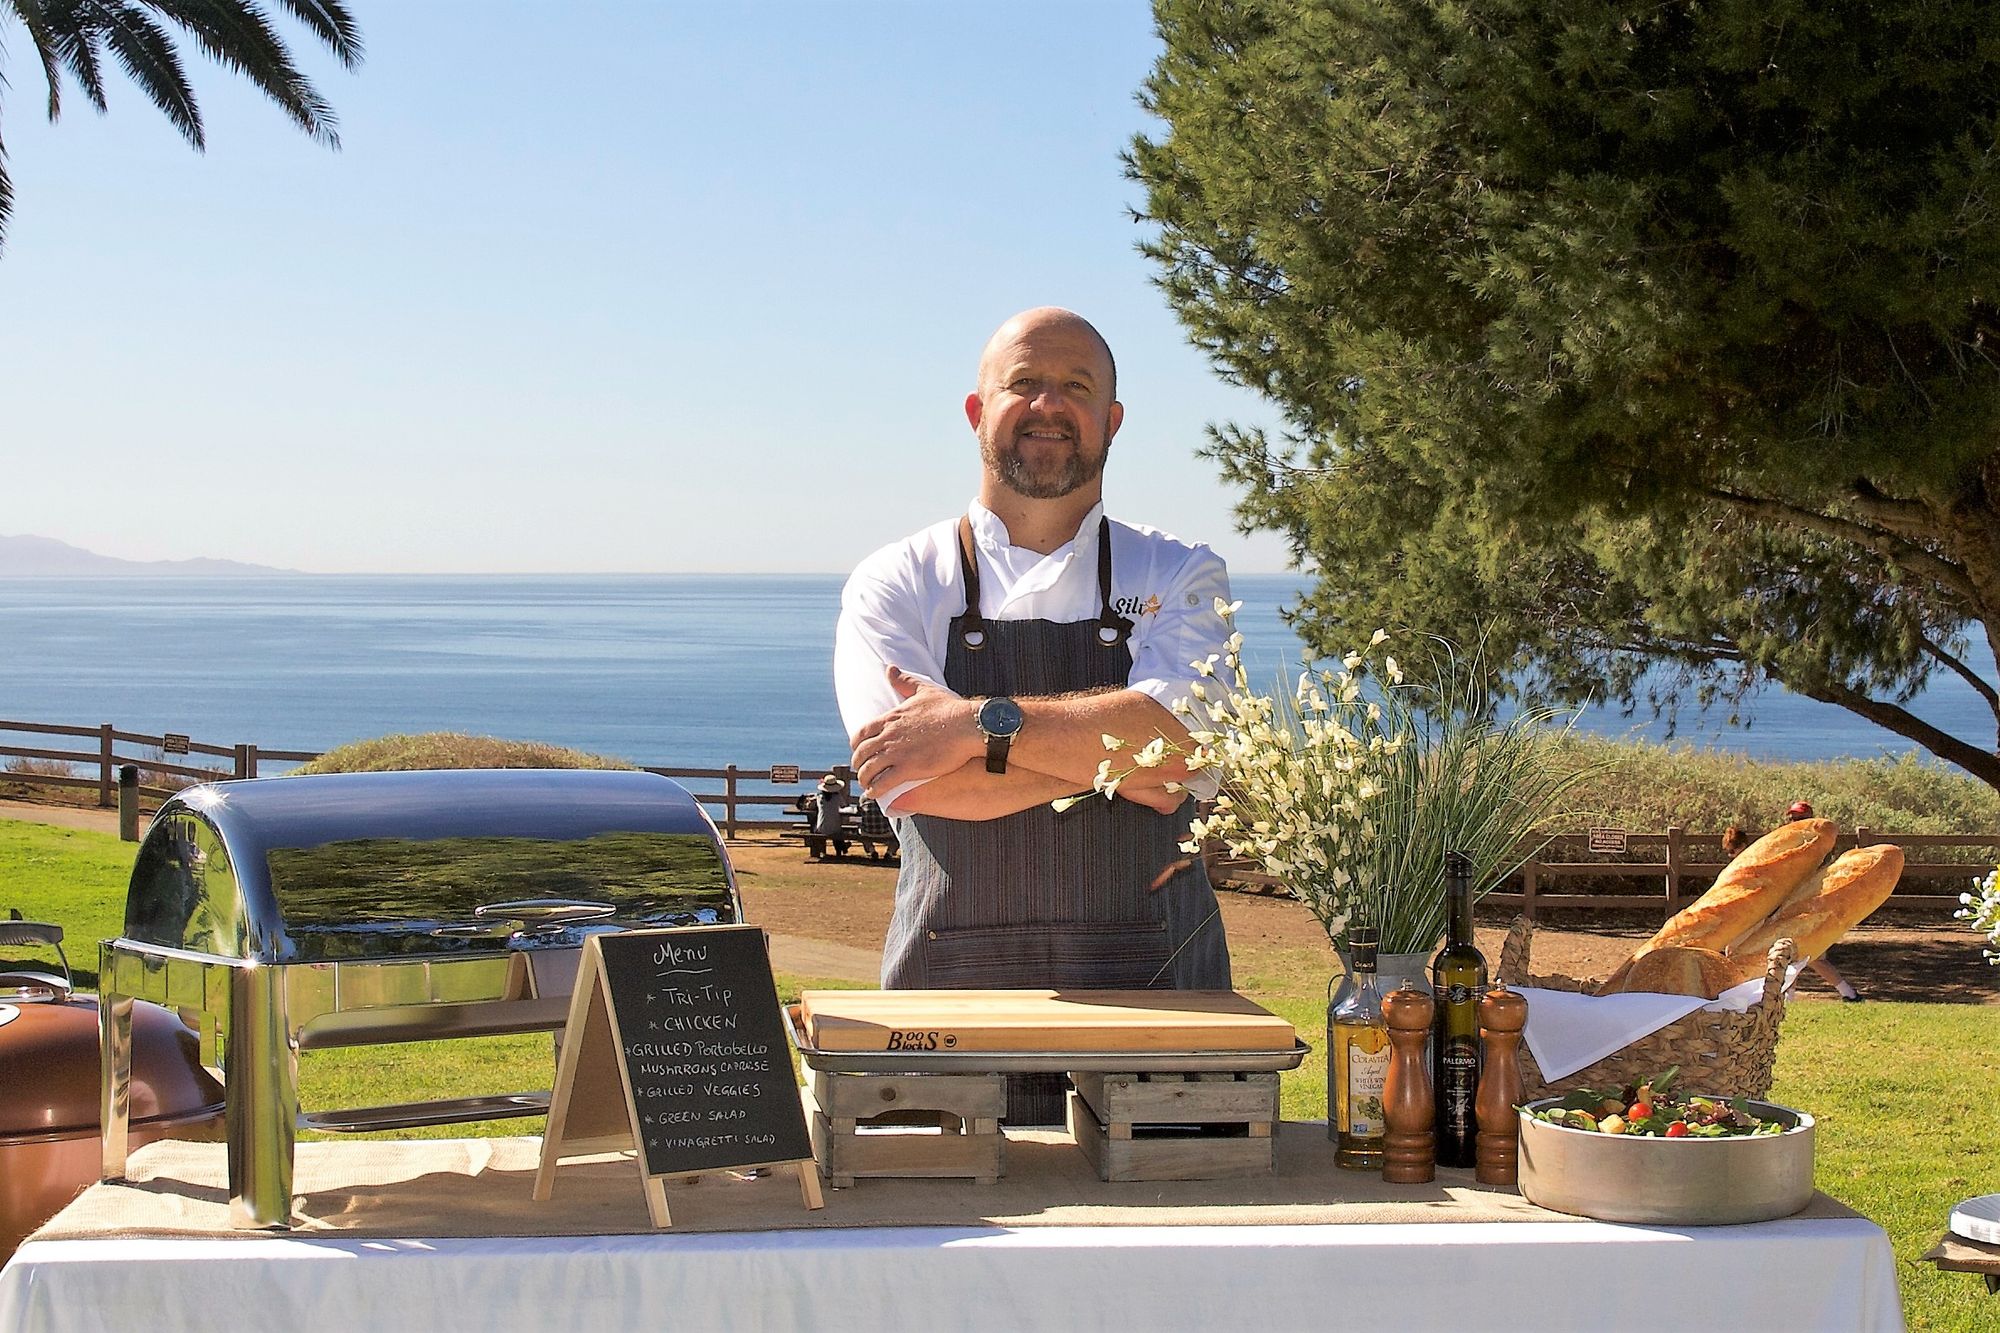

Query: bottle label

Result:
[1346,1044,1389,1136]
[1439,1038,1480,1131]
[1445,982,1474,1006]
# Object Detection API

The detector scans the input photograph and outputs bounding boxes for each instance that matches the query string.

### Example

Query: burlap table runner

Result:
[37,1125,1859,1241]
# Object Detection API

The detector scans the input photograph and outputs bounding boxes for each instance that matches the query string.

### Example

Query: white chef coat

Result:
[835,499,1232,810]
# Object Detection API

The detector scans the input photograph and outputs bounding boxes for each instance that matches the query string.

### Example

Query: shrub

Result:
[294,732,635,774]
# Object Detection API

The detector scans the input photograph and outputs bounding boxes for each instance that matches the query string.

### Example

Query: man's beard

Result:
[982,425,1108,500]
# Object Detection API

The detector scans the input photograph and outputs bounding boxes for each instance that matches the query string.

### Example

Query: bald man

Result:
[835,308,1234,1121]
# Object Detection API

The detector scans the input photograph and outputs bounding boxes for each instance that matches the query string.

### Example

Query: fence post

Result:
[1665,826,1684,913]
[1521,852,1540,923]
[98,724,115,807]
[724,764,739,840]
[243,743,259,779]
[233,744,249,780]
[1855,825,1871,849]
[118,765,140,841]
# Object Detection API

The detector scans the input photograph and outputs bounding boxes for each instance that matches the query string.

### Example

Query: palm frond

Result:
[275,0,358,68]
[145,0,340,146]
[8,0,73,118]
[0,118,14,239]
[99,2,201,147]
[42,0,111,114]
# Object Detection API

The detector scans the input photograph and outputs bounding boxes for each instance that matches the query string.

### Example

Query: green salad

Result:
[1523,1066,1786,1138]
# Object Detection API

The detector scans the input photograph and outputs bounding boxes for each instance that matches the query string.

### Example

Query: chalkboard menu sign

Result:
[595,926,812,1175]
[534,924,822,1226]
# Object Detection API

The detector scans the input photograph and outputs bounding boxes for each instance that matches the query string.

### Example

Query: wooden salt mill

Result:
[1380,983,1435,1184]
[1475,986,1528,1187]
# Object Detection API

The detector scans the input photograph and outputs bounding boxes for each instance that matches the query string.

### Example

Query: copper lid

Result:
[0,994,223,1139]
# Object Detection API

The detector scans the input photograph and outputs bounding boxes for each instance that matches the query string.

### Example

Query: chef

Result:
[835,307,1235,1119]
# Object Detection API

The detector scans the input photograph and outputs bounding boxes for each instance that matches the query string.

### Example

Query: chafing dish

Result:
[99,768,740,1228]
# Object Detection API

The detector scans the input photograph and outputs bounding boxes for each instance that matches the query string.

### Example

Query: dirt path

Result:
[0,799,127,835]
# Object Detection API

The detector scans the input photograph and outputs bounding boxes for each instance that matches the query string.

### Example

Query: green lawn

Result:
[7,819,1992,1326]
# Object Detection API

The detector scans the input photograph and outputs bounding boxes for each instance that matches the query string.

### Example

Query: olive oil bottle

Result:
[1331,926,1390,1169]
[1431,851,1487,1168]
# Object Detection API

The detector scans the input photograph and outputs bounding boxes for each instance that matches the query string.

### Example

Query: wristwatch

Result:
[974,696,1025,775]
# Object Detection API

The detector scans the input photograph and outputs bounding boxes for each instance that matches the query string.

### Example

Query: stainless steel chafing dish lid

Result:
[121,769,738,965]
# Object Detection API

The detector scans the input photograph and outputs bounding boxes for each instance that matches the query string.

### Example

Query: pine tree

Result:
[1131,0,2000,791]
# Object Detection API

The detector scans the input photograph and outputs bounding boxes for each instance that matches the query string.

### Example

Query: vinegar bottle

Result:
[1331,925,1390,1169]
[1431,850,1488,1169]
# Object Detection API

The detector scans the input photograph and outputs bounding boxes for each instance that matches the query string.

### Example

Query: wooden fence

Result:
[0,718,845,838]
[4,720,1993,917]
[1211,828,1993,919]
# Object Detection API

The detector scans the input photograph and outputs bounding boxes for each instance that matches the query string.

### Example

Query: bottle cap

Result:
[1347,924,1379,971]
[1445,851,1472,879]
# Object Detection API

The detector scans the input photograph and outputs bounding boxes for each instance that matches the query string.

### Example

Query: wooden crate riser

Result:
[803,1064,1007,1120]
[1071,1070,1280,1128]
[1067,1093,1274,1183]
[801,1068,1008,1187]
[808,1111,1003,1187]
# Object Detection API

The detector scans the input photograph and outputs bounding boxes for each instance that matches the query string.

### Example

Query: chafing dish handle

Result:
[473,899,617,927]
[432,899,619,939]
[0,917,71,990]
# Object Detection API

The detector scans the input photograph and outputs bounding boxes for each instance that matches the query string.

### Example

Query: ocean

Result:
[0,574,1990,781]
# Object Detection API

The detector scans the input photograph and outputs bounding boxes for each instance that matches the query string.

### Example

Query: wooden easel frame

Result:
[533,930,823,1226]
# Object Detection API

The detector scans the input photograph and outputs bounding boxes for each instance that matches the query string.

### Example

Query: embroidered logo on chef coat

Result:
[1112,594,1163,617]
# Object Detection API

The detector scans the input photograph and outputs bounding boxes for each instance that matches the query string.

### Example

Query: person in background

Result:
[1721,803,1863,1001]
[855,797,897,861]
[802,774,852,860]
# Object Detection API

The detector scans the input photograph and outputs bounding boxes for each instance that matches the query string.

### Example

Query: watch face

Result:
[978,696,1024,738]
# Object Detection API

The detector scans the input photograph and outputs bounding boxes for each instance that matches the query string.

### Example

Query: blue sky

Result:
[0,2,1294,574]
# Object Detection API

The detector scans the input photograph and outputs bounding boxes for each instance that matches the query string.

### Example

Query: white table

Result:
[1,1215,1904,1332]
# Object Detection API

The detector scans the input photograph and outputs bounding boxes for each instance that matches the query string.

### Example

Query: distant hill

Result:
[0,534,296,577]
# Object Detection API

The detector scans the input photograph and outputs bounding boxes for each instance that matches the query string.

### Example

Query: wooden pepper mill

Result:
[1475,986,1528,1187]
[1380,982,1435,1184]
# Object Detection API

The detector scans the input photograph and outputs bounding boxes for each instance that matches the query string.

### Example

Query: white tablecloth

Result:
[0,1216,1903,1332]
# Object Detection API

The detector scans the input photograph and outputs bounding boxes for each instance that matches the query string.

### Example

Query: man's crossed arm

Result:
[850,666,1198,820]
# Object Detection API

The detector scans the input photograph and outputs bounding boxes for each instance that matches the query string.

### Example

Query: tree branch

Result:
[1703,486,1980,605]
[1790,676,2000,789]
[1918,633,2000,719]
[1848,478,1941,542]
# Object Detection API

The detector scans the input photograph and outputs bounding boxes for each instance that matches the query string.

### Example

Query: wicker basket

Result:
[1495,917,1794,1101]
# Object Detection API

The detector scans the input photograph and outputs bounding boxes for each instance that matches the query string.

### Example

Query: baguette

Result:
[1597,946,1739,1000]
[1597,818,1837,994]
[1726,844,1904,982]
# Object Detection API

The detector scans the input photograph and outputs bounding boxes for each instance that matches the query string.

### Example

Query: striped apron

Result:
[882,517,1232,1122]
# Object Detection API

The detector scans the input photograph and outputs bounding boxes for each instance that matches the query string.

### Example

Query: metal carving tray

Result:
[785,1006,1310,1074]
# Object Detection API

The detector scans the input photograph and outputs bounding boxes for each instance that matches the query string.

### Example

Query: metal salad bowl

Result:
[1516,1096,1816,1226]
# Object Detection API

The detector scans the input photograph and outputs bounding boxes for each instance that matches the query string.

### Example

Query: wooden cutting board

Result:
[796,989,1298,1054]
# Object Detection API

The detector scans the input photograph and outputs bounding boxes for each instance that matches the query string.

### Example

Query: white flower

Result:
[1369,628,1390,647]
[1101,733,1127,751]
[1343,651,1363,670]
[1214,597,1243,617]
[1133,737,1169,769]
[1385,656,1403,684]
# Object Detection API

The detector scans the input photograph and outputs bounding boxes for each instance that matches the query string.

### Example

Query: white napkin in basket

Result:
[1517,966,1802,1085]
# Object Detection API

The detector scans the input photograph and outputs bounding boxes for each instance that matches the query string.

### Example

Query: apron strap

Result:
[956,516,988,650]
[1095,516,1132,647]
